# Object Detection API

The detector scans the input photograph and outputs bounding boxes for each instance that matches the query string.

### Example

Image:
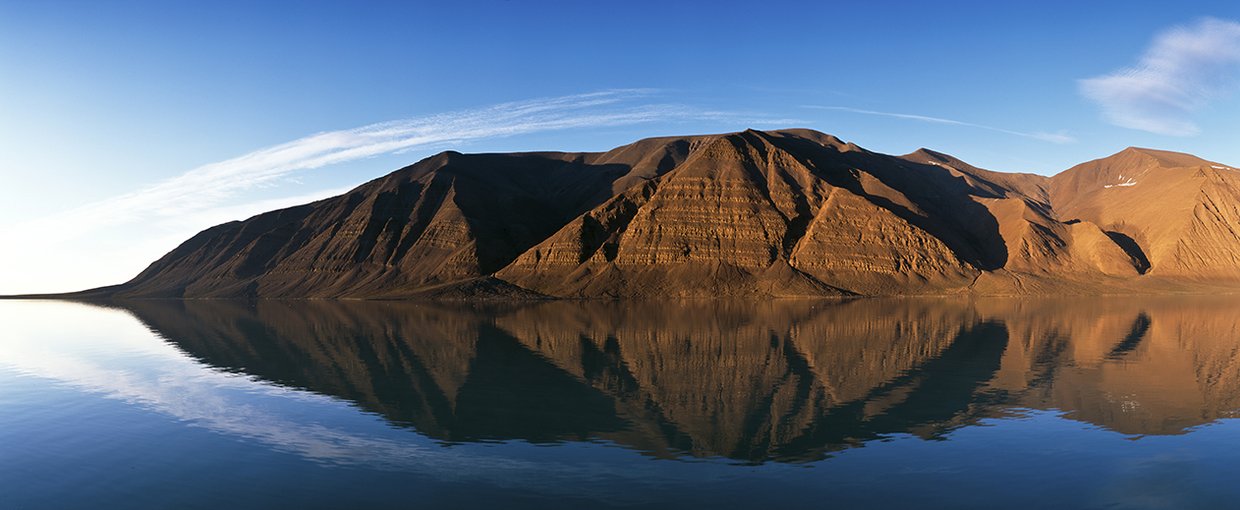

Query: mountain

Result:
[57,129,1240,299]
[106,137,700,298]
[1047,147,1240,280]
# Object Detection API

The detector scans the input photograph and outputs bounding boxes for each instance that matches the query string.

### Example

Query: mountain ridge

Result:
[19,128,1240,299]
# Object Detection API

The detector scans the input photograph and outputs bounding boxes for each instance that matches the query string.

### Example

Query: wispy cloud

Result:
[0,90,748,294]
[1080,17,1240,136]
[26,90,684,235]
[803,105,1075,144]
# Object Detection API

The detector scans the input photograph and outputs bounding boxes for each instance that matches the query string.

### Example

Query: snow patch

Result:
[1103,177,1137,189]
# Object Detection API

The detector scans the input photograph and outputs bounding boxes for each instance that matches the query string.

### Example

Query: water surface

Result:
[4,297,1240,509]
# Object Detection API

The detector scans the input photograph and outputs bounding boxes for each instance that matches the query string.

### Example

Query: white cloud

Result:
[1080,17,1240,136]
[804,105,1075,144]
[0,90,726,294]
[12,90,681,240]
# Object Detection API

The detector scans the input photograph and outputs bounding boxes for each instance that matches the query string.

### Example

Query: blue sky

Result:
[3,0,1240,293]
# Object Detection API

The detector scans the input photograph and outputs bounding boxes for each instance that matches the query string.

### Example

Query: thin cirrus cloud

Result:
[25,89,687,237]
[1,89,784,294]
[1080,17,1240,137]
[803,105,1076,144]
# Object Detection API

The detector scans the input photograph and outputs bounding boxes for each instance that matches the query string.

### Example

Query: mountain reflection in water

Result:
[111,297,1240,463]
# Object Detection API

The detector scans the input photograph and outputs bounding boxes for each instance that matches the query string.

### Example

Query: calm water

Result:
[4,298,1240,509]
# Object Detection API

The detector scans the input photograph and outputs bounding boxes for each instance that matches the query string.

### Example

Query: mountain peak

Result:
[759,128,865,153]
[1106,146,1217,168]
[906,148,952,162]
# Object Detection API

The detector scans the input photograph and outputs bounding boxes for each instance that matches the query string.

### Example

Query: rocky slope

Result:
[1048,147,1240,281]
[71,129,1240,298]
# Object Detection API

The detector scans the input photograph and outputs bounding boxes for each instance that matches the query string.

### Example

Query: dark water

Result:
[4,297,1240,509]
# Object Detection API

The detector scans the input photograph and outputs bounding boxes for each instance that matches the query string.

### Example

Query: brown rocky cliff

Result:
[1048,147,1240,280]
[71,129,1240,299]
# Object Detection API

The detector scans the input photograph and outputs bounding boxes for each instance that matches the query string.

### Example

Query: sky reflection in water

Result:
[3,297,1240,509]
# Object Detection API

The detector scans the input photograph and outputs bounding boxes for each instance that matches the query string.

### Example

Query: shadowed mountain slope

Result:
[109,137,703,298]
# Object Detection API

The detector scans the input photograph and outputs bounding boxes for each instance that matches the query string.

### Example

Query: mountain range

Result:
[52,128,1240,299]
